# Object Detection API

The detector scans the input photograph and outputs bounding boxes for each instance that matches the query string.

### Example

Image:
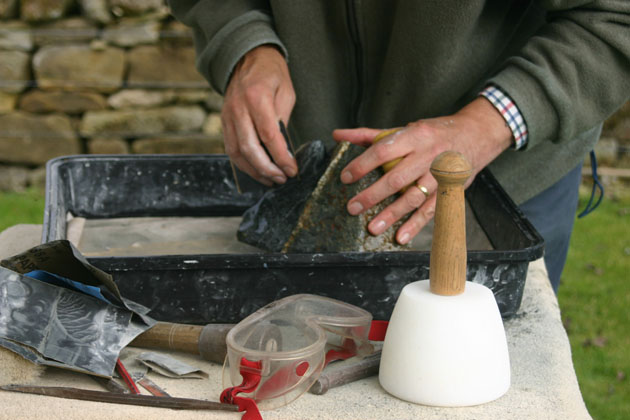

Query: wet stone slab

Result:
[237,140,329,252]
[284,141,410,253]
[237,141,410,253]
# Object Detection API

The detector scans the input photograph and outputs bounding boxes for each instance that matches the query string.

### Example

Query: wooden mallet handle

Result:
[130,322,233,364]
[429,151,472,296]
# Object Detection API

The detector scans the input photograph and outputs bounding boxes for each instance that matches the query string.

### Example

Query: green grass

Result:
[559,194,630,420]
[0,188,628,418]
[0,188,46,232]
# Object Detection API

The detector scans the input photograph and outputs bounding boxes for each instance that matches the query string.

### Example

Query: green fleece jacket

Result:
[169,0,630,204]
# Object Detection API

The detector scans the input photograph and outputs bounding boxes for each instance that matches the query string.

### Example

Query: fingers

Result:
[222,116,273,186]
[250,112,297,178]
[333,127,384,147]
[224,109,287,184]
[340,128,410,186]
[396,193,437,245]
[222,96,288,184]
[339,127,438,245]
[366,174,437,236]
[345,151,430,215]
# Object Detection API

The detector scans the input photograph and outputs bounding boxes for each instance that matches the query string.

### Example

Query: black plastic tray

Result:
[43,155,543,322]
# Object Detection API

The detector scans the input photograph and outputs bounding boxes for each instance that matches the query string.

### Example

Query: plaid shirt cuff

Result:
[480,85,528,150]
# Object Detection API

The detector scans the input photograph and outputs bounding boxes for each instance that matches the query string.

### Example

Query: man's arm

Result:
[334,97,513,245]
[337,0,630,244]
[489,0,630,148]
[168,1,297,184]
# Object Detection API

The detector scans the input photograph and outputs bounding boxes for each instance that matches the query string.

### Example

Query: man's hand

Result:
[333,97,514,245]
[221,45,298,186]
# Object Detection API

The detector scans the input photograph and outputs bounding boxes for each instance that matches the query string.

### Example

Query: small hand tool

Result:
[129,322,233,364]
[0,384,237,411]
[229,120,298,194]
[136,377,170,397]
[229,160,243,194]
[115,358,140,394]
[308,350,381,395]
[279,120,300,180]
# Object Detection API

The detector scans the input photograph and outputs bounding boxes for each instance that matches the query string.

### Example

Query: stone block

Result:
[31,18,99,46]
[283,142,408,252]
[131,135,224,154]
[202,112,222,140]
[0,112,80,165]
[0,22,33,51]
[19,89,107,114]
[127,45,207,88]
[174,89,211,104]
[69,115,81,132]
[161,19,193,45]
[103,18,160,47]
[33,44,125,92]
[0,92,17,114]
[107,89,175,109]
[20,0,73,22]
[237,141,328,252]
[237,141,409,253]
[204,90,223,112]
[108,89,211,109]
[0,165,29,192]
[80,105,206,137]
[87,138,129,154]
[78,0,111,24]
[0,50,30,93]
[0,0,18,19]
[109,0,164,16]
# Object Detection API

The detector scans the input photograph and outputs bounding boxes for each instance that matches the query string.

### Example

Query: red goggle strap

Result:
[220,358,263,420]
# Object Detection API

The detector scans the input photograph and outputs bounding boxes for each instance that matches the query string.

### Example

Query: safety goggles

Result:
[220,294,373,413]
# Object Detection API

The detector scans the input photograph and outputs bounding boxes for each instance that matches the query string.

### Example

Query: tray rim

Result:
[43,154,544,263]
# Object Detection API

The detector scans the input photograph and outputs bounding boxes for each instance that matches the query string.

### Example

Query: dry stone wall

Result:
[0,0,224,192]
[0,0,628,193]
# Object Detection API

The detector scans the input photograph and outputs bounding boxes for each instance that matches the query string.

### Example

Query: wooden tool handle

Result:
[429,151,472,296]
[130,322,204,353]
[130,322,232,364]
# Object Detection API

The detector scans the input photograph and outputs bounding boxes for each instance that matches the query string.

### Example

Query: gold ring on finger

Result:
[416,183,429,197]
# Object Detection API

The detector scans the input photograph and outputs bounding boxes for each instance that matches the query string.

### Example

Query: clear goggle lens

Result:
[222,294,373,410]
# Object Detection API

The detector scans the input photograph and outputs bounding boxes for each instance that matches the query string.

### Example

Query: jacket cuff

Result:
[197,10,288,94]
[487,63,559,150]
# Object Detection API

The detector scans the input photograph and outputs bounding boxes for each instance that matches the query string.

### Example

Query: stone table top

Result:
[0,224,591,420]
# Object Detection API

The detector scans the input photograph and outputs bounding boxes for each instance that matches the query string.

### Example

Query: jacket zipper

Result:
[346,0,363,126]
